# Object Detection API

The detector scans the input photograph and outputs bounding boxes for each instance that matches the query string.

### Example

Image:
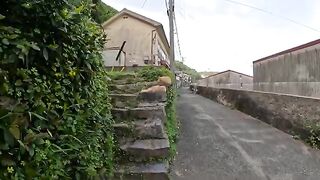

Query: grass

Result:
[165,87,179,162]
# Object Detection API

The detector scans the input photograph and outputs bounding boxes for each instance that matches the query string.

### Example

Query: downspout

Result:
[151,29,156,65]
[116,41,126,66]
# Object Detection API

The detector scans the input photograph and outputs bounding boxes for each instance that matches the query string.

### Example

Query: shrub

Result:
[0,1,113,179]
[303,122,320,149]
[136,66,173,82]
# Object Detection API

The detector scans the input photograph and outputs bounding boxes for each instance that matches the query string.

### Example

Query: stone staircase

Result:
[109,74,170,180]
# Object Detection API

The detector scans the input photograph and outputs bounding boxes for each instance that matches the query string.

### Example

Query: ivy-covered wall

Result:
[0,1,113,179]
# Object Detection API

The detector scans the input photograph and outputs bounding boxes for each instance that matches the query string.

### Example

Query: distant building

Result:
[199,71,218,78]
[176,71,191,87]
[102,8,170,68]
[253,39,320,97]
[198,70,253,90]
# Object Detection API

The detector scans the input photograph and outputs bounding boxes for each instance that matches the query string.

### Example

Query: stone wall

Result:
[194,85,320,137]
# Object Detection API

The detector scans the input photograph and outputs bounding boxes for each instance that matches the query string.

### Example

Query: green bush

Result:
[0,1,113,179]
[136,66,173,82]
[303,122,320,149]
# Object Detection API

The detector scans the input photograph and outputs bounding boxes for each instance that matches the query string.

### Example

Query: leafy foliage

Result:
[70,0,118,24]
[175,61,201,82]
[0,0,113,178]
[94,1,118,24]
[303,122,320,149]
[165,87,178,160]
[136,66,173,82]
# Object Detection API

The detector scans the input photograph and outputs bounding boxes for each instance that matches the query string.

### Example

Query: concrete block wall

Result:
[195,85,320,137]
[253,42,320,98]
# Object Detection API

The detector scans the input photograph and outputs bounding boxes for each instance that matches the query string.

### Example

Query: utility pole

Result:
[168,0,175,75]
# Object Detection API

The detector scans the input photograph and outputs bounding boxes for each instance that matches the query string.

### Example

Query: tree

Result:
[175,61,201,82]
[70,0,118,24]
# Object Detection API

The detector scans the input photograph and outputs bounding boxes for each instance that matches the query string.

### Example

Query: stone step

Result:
[112,162,169,180]
[110,92,166,108]
[110,81,157,94]
[112,106,166,123]
[138,90,166,103]
[119,139,170,159]
[112,77,145,85]
[110,94,139,108]
[113,118,167,139]
[109,73,136,81]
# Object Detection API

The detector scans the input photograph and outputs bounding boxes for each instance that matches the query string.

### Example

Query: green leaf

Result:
[75,5,84,14]
[30,112,47,121]
[0,14,5,20]
[34,28,40,34]
[48,44,59,50]
[4,130,14,146]
[15,79,23,86]
[43,48,48,60]
[30,42,40,51]
[28,146,34,156]
[2,38,9,45]
[21,3,31,9]
[9,125,20,139]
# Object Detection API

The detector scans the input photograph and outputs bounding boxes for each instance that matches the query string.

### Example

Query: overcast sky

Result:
[103,0,320,75]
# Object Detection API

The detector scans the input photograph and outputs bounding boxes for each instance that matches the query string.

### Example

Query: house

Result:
[102,8,170,68]
[198,70,253,90]
[253,39,320,97]
[175,71,191,87]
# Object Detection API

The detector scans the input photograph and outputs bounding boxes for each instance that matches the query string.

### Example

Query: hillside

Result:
[93,0,118,23]
[175,61,201,81]
[70,0,118,23]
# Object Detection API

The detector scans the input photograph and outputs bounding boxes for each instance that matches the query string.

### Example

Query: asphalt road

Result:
[170,88,320,180]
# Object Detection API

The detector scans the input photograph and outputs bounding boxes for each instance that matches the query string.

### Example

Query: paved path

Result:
[170,88,320,180]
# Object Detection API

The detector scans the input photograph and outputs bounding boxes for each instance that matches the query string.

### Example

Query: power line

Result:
[141,0,148,8]
[164,0,169,11]
[223,0,320,33]
[173,13,183,61]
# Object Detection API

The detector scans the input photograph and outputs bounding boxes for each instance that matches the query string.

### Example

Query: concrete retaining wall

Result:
[194,85,320,137]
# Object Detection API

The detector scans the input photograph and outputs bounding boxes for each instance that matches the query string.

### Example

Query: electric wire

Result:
[223,0,320,33]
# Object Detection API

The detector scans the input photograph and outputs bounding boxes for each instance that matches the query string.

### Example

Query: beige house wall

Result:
[103,14,169,67]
